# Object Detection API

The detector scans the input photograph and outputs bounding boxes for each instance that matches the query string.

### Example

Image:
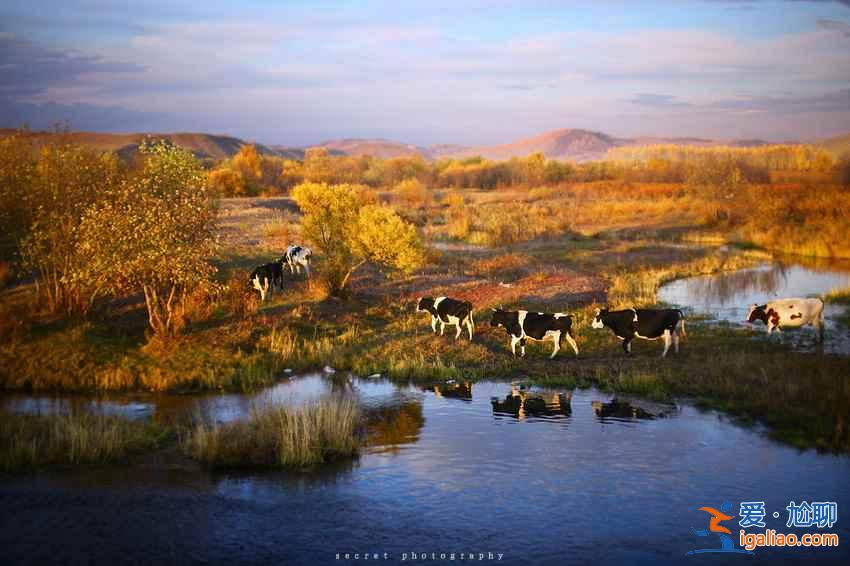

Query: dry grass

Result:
[183,397,360,469]
[0,412,169,473]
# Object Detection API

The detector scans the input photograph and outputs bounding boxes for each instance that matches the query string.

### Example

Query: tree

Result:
[15,140,123,314]
[302,147,335,184]
[72,142,218,339]
[291,182,423,295]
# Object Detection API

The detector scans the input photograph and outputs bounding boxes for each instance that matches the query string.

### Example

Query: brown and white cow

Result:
[746,298,825,341]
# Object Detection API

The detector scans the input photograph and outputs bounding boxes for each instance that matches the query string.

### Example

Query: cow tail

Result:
[677,310,687,340]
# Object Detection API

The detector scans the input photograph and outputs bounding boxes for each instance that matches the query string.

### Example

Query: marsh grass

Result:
[0,412,170,474]
[183,397,360,469]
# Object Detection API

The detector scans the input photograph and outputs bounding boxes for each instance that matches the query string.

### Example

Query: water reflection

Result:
[592,398,677,422]
[422,380,473,402]
[365,401,425,453]
[2,375,849,565]
[490,385,572,420]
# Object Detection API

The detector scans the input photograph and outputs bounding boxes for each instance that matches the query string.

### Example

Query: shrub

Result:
[291,182,424,294]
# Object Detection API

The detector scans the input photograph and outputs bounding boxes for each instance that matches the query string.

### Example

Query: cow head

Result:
[746,304,768,324]
[416,297,434,312]
[489,308,511,328]
[591,308,608,329]
[303,247,313,260]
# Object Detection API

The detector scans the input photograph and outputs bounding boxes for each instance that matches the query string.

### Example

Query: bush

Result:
[291,182,424,294]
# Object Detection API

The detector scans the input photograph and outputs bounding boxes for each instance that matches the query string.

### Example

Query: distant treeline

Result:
[208,143,848,197]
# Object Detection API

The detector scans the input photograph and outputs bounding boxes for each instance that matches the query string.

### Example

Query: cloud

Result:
[818,19,850,36]
[0,99,172,132]
[0,34,144,99]
[627,93,691,108]
[706,89,850,113]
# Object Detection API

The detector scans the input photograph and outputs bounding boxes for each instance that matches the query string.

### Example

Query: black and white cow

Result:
[416,296,475,340]
[280,245,313,277]
[591,308,685,357]
[746,298,824,341]
[489,308,579,358]
[249,261,284,301]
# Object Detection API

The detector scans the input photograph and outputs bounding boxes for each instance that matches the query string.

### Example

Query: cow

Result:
[746,298,824,341]
[591,308,685,357]
[249,261,284,301]
[416,296,475,340]
[280,245,313,277]
[489,308,579,358]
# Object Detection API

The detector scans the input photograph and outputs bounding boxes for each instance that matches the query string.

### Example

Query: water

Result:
[2,374,848,565]
[658,262,850,354]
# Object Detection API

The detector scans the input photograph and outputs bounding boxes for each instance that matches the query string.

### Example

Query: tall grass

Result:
[183,397,360,468]
[0,413,169,473]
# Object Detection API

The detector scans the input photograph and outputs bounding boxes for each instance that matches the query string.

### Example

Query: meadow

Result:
[1,133,850,464]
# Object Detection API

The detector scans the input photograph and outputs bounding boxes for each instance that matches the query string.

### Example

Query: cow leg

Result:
[430,316,438,333]
[520,338,527,358]
[439,320,445,336]
[465,316,474,340]
[454,321,462,340]
[673,330,680,354]
[661,329,671,358]
[303,264,310,278]
[564,331,579,356]
[550,332,560,359]
[510,335,520,357]
[622,336,632,354]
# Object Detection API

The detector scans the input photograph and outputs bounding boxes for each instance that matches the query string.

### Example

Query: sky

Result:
[1,0,849,146]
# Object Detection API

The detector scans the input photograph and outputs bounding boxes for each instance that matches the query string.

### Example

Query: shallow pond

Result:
[2,374,848,565]
[658,261,850,354]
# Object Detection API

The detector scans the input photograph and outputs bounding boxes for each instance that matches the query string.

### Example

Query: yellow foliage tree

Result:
[291,182,423,294]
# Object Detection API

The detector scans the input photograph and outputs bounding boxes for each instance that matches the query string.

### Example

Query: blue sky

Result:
[1,0,849,145]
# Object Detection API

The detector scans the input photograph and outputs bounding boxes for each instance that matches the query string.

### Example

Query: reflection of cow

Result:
[491,385,571,420]
[746,298,824,341]
[592,399,656,420]
[425,381,472,402]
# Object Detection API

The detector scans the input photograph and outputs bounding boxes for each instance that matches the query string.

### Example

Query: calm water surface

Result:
[2,374,848,565]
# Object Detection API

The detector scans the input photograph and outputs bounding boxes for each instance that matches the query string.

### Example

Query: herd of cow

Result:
[416,295,826,358]
[249,247,827,359]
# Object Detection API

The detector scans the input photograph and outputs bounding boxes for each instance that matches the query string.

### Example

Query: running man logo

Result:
[687,501,754,556]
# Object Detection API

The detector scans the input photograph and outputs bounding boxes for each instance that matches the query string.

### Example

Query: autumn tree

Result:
[13,139,124,314]
[72,142,218,339]
[291,182,423,295]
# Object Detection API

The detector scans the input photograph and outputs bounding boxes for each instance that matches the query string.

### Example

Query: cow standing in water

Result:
[416,296,475,340]
[489,308,579,358]
[591,308,685,357]
[746,298,825,341]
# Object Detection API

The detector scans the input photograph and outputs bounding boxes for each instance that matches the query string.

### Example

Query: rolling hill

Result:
[816,133,850,157]
[4,127,838,164]
[0,129,280,160]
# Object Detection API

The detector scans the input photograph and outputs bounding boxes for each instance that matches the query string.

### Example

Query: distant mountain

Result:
[434,129,773,162]
[2,127,817,164]
[816,133,850,157]
[315,138,432,159]
[0,129,280,160]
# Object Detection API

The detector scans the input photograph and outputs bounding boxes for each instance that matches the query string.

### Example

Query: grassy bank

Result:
[0,412,171,474]
[182,397,360,469]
